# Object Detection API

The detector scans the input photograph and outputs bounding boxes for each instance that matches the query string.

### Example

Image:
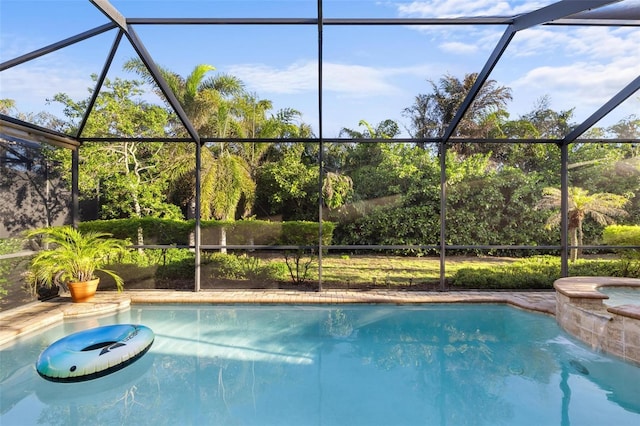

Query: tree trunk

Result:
[188,199,196,250]
[576,219,584,259]
[220,225,227,254]
[569,226,578,262]
[132,189,145,255]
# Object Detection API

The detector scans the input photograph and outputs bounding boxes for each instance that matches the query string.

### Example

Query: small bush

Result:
[207,253,244,279]
[205,253,287,281]
[257,261,288,281]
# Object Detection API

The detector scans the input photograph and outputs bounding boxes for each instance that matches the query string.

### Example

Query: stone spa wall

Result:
[555,277,640,366]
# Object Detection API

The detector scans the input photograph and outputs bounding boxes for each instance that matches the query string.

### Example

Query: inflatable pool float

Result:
[36,324,154,382]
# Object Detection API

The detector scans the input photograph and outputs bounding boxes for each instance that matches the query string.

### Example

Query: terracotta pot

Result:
[68,278,100,303]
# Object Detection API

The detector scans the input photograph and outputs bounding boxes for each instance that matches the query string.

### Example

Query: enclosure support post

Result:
[71,147,79,229]
[316,0,324,292]
[195,141,202,292]
[439,141,447,291]
[560,143,569,277]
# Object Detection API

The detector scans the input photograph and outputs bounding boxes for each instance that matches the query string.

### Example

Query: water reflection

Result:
[1,305,639,425]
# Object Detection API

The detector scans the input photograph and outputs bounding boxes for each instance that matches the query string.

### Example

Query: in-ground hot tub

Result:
[554,277,640,365]
[600,286,640,307]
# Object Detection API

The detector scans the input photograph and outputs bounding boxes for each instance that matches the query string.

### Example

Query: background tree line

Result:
[2,67,638,257]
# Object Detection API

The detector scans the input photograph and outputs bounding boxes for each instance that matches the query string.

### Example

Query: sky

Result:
[1,0,639,138]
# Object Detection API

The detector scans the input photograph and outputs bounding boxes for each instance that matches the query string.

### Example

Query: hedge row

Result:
[78,218,335,246]
[603,225,640,246]
[450,255,639,290]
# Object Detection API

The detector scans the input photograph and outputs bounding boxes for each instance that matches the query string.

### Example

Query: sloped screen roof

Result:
[1,0,639,144]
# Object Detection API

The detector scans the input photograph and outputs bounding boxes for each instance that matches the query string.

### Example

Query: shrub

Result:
[256,261,288,281]
[334,205,438,255]
[0,238,25,298]
[205,253,287,281]
[207,253,244,279]
[79,218,335,247]
[451,256,640,290]
[79,218,192,244]
[602,225,640,276]
[451,256,560,290]
[603,225,640,246]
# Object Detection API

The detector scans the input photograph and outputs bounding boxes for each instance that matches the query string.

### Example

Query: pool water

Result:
[1,304,639,426]
[600,286,640,306]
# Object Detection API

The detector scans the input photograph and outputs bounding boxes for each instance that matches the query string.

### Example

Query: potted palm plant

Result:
[25,226,129,302]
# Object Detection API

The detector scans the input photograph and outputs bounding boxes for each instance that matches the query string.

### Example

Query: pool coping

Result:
[0,289,556,347]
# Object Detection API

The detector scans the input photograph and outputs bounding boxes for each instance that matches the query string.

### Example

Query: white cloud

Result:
[566,27,640,60]
[0,64,90,113]
[229,60,433,99]
[324,63,404,97]
[511,26,640,60]
[507,24,640,117]
[396,0,553,18]
[401,25,503,58]
[439,41,478,54]
[227,61,317,94]
[510,57,640,120]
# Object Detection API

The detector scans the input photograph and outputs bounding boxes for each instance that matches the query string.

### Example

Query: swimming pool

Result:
[600,286,640,307]
[1,304,639,425]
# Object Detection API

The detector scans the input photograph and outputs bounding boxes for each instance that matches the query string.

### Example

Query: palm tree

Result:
[403,72,512,151]
[123,58,245,138]
[124,60,254,245]
[123,60,254,252]
[537,186,630,261]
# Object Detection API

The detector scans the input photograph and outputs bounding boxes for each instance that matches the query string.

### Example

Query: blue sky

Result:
[1,0,639,138]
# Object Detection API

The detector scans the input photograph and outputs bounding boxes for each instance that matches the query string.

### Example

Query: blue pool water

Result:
[600,286,640,306]
[1,304,639,426]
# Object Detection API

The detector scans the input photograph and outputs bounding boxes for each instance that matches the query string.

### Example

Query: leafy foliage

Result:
[334,204,439,252]
[25,226,129,291]
[603,225,640,246]
[451,256,639,289]
[0,238,25,297]
[78,218,335,247]
[537,186,631,260]
[79,218,193,244]
[602,225,640,276]
[206,253,286,281]
[4,68,639,295]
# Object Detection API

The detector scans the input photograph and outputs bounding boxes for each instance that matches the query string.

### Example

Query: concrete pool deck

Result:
[0,289,556,347]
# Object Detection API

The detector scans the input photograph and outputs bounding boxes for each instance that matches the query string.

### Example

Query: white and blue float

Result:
[36,324,154,383]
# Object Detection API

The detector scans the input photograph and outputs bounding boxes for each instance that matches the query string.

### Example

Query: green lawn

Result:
[317,254,518,287]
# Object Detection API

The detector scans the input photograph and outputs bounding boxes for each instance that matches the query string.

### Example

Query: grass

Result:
[313,254,518,287]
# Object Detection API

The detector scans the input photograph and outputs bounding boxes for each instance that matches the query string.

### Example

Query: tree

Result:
[339,119,400,139]
[0,99,16,114]
[403,72,512,150]
[537,186,631,261]
[254,143,319,220]
[232,103,313,180]
[123,60,255,240]
[49,76,182,245]
[123,59,245,138]
[518,96,575,139]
